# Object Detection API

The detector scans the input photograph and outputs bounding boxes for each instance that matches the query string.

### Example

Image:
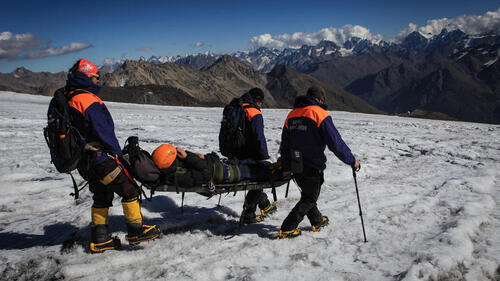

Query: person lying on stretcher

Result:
[151,144,283,189]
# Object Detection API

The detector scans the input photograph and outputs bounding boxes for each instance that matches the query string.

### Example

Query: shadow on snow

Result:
[0,194,278,251]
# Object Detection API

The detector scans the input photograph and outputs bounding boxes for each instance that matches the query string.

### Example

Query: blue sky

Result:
[1,0,499,73]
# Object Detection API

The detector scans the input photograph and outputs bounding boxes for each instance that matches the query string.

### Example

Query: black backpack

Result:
[219,98,248,158]
[44,87,87,173]
[122,136,161,188]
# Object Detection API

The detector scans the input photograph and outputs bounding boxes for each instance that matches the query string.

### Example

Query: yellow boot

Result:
[89,207,121,253]
[122,199,161,245]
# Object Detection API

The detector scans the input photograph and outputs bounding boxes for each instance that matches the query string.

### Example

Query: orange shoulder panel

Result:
[245,107,261,122]
[285,105,329,128]
[68,92,103,116]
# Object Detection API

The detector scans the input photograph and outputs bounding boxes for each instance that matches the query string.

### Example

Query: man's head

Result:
[306,86,326,104]
[152,144,177,169]
[249,88,264,105]
[70,58,100,84]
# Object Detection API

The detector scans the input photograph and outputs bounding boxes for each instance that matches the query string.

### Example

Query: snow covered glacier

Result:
[0,92,498,280]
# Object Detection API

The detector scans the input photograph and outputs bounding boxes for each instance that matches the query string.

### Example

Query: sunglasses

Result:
[91,72,100,80]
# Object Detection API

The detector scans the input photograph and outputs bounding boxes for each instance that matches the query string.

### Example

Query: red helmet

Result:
[152,144,177,169]
[77,58,99,78]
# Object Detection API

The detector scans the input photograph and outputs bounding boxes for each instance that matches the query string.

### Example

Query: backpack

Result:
[43,87,87,173]
[219,98,247,158]
[122,136,161,188]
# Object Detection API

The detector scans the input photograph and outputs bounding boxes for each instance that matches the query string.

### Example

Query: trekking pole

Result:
[352,167,367,243]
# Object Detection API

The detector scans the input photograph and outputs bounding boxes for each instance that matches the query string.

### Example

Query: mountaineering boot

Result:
[89,207,121,253]
[126,224,162,245]
[278,228,302,239]
[122,199,161,245]
[260,203,277,217]
[242,214,265,224]
[90,225,121,253]
[312,216,329,232]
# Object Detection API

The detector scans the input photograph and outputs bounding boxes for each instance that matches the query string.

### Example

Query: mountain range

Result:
[98,55,380,114]
[0,29,498,123]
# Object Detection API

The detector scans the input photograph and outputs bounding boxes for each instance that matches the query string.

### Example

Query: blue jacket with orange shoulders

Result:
[280,95,355,172]
[237,92,269,160]
[66,71,121,166]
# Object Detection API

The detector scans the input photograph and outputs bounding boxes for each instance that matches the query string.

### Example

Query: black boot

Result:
[312,216,329,232]
[260,203,277,217]
[126,223,162,245]
[278,228,301,239]
[242,214,265,224]
[90,225,121,253]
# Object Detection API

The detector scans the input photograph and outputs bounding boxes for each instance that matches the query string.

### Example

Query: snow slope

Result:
[0,91,498,281]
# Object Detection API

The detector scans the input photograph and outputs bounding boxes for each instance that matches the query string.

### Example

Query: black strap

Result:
[69,172,88,199]
[181,192,185,213]
[70,173,79,199]
[140,184,153,202]
[217,194,222,207]
[66,89,91,101]
[285,180,290,198]
[174,172,179,194]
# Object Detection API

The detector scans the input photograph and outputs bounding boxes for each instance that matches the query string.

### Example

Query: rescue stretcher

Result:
[146,179,290,195]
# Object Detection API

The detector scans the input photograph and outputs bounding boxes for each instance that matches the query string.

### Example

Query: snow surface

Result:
[0,91,499,281]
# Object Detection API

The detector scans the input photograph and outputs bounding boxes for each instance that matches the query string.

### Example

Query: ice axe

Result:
[352,165,367,243]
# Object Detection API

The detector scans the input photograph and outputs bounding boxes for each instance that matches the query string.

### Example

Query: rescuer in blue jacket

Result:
[66,59,161,252]
[237,88,277,224]
[278,86,360,239]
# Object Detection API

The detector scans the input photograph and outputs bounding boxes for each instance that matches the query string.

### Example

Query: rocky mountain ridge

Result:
[99,55,381,114]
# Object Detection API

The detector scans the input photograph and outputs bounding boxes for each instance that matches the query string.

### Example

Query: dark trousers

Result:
[281,167,324,231]
[89,159,139,208]
[242,189,271,218]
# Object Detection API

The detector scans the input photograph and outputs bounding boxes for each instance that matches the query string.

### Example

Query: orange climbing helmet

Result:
[152,144,177,169]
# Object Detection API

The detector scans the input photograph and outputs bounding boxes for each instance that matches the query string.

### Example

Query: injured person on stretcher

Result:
[121,137,284,192]
[150,143,282,189]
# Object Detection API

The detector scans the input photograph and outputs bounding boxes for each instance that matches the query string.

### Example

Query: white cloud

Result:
[195,42,205,47]
[0,31,92,60]
[23,42,92,59]
[0,31,40,59]
[250,25,383,50]
[396,8,500,41]
[250,33,286,49]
